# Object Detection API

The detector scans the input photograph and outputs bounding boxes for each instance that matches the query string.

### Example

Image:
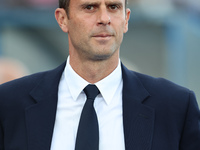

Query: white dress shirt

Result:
[51,56,125,150]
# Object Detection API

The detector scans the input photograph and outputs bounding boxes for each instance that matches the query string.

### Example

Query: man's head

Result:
[55,0,130,63]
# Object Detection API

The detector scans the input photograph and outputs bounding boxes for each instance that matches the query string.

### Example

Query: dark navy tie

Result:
[75,84,100,150]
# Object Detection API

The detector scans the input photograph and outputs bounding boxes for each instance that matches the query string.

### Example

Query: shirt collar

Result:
[64,56,122,105]
[95,61,122,105]
[64,57,89,101]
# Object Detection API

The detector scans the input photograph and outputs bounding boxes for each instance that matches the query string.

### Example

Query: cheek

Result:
[75,18,93,33]
[115,18,127,35]
[68,20,85,37]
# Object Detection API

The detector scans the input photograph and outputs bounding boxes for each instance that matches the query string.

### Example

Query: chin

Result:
[91,51,116,61]
[93,54,111,61]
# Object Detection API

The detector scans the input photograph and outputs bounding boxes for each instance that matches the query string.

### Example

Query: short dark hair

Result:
[59,0,128,18]
[59,0,70,14]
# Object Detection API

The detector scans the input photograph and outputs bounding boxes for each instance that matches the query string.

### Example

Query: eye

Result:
[109,5,119,10]
[85,5,95,10]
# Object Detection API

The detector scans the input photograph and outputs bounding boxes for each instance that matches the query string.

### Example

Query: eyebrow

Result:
[80,1,124,8]
[80,2,100,8]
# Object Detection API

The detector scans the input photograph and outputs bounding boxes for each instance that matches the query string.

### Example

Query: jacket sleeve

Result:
[0,91,4,150]
[180,91,200,149]
[0,122,3,150]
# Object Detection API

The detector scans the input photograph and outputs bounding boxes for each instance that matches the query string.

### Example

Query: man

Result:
[0,0,200,149]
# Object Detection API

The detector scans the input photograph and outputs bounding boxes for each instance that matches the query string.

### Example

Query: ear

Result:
[123,8,131,33]
[55,8,69,33]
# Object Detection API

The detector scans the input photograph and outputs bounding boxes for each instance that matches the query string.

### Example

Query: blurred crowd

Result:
[0,57,29,84]
[0,0,200,13]
[173,0,200,15]
[0,0,199,14]
[131,0,200,16]
[0,0,58,8]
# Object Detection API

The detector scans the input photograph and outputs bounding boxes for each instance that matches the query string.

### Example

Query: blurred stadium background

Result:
[0,0,200,105]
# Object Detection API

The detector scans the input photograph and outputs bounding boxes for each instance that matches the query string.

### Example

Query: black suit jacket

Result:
[0,62,200,150]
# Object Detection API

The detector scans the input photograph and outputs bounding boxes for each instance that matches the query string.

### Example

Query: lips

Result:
[93,34,112,38]
[92,32,114,41]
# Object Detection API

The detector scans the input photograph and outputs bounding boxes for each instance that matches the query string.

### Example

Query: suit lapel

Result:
[25,63,66,150]
[24,62,154,150]
[121,64,155,150]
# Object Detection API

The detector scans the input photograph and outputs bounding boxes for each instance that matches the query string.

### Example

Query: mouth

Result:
[92,33,113,40]
[93,34,112,38]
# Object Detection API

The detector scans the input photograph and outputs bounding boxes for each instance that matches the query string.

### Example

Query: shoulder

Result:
[131,72,200,148]
[134,71,191,96]
[0,71,47,112]
[121,63,193,102]
[0,62,66,105]
[133,71,197,111]
[0,71,46,94]
[0,62,66,94]
[0,71,47,120]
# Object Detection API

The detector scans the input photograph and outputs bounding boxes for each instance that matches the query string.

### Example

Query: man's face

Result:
[66,0,130,61]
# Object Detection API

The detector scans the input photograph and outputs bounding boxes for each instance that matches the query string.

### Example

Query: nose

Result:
[97,7,111,25]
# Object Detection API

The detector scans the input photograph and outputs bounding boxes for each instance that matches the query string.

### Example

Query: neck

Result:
[69,53,119,84]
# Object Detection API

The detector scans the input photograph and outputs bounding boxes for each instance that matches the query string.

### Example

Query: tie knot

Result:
[84,84,100,100]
